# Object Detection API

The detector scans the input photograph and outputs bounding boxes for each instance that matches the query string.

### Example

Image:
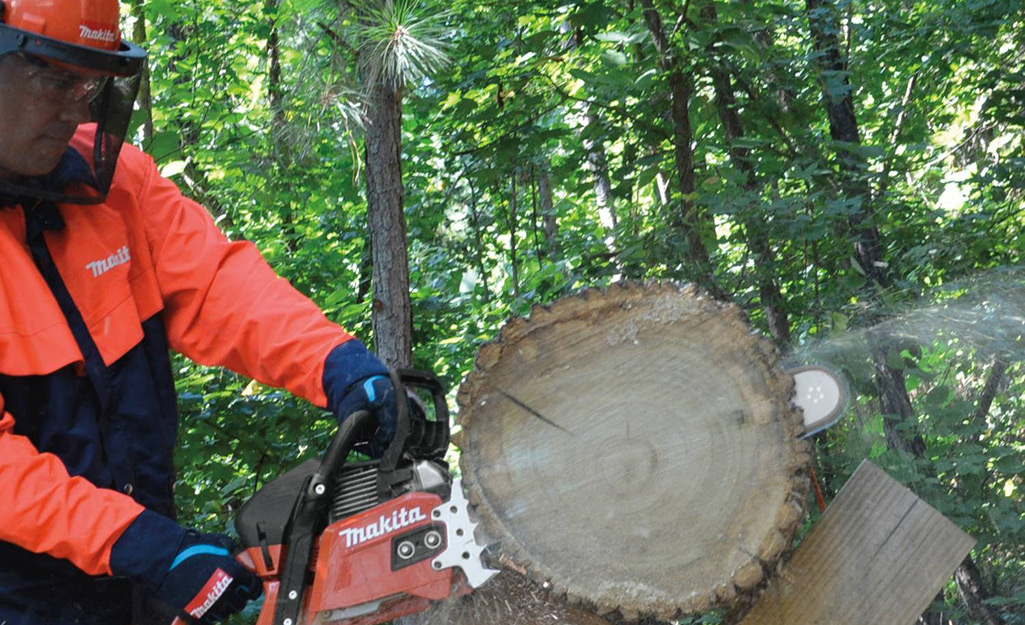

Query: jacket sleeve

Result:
[0,395,145,576]
[129,147,354,407]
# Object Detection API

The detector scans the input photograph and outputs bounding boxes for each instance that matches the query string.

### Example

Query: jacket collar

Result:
[0,147,99,209]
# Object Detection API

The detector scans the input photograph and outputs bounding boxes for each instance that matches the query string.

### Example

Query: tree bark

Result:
[537,167,558,255]
[126,0,153,144]
[507,177,521,299]
[639,0,720,295]
[950,354,1011,625]
[363,80,413,368]
[265,0,299,253]
[956,550,1006,625]
[583,110,618,235]
[466,179,491,304]
[701,1,791,344]
[805,0,886,289]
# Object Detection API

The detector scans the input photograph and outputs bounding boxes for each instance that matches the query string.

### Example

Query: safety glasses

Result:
[13,54,110,103]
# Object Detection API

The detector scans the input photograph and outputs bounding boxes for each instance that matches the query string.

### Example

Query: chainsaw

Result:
[235,369,499,625]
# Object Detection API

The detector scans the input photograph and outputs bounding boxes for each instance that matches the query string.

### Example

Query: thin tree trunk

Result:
[507,178,521,299]
[952,354,1011,625]
[467,180,491,303]
[529,167,543,261]
[265,0,299,252]
[701,1,790,344]
[583,110,618,237]
[640,0,721,295]
[805,0,885,289]
[805,6,1003,621]
[956,547,1006,625]
[364,79,413,368]
[537,168,558,255]
[127,0,153,144]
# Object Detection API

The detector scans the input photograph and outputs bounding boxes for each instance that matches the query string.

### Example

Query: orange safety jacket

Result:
[0,127,353,609]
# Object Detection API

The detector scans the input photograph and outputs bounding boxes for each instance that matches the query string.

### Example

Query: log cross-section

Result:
[456,283,810,620]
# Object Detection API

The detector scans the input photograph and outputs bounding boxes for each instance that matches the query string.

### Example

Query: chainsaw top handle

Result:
[379,368,450,471]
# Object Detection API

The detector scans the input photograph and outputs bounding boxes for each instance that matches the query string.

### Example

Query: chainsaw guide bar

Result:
[455,282,811,621]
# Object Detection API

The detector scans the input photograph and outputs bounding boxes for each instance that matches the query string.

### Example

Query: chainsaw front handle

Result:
[273,407,378,625]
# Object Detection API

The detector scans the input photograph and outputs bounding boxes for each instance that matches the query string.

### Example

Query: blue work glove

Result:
[323,340,398,458]
[111,510,261,624]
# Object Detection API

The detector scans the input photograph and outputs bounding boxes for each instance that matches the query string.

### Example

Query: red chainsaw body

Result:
[244,492,470,625]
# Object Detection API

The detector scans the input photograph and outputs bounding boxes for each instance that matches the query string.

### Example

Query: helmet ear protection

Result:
[0,0,147,204]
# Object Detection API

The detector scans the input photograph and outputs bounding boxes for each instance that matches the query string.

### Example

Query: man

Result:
[0,0,399,623]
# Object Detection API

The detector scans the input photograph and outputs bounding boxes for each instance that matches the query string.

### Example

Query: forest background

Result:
[121,0,1023,623]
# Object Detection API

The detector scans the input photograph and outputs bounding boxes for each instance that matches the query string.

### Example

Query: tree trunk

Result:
[583,109,619,244]
[466,179,491,303]
[950,355,1011,625]
[265,0,299,253]
[537,167,558,255]
[363,80,413,368]
[956,551,1006,625]
[507,177,521,299]
[701,1,791,344]
[804,5,1003,622]
[804,0,885,289]
[126,0,153,144]
[639,0,720,295]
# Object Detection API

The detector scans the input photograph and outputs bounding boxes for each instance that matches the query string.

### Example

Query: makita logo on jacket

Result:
[86,245,131,277]
[339,507,427,548]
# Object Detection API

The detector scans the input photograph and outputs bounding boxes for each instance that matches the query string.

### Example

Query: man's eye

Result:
[38,74,72,90]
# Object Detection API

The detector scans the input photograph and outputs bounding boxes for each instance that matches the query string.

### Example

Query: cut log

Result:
[455,283,810,621]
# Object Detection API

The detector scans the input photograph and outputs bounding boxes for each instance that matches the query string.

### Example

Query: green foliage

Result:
[127,0,1024,621]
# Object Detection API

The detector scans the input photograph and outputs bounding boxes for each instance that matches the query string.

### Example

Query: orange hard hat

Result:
[2,0,122,51]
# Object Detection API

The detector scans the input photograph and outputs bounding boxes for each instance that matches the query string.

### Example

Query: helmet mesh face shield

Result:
[0,24,146,204]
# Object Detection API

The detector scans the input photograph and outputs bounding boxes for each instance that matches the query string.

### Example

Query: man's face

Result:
[0,54,98,178]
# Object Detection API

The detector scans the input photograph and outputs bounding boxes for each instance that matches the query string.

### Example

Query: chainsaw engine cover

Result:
[308,491,454,617]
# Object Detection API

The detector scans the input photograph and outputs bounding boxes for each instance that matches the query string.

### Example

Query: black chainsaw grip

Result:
[378,368,449,471]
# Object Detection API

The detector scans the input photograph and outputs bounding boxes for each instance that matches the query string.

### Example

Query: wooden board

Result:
[456,283,811,620]
[739,461,976,625]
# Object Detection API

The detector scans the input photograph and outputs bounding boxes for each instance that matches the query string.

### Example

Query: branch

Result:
[722,64,803,160]
[318,21,359,58]
[874,71,920,203]
[671,0,695,36]
[539,73,672,140]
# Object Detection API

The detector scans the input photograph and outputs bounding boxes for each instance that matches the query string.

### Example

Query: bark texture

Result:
[364,80,413,368]
[639,0,720,295]
[536,168,558,255]
[701,1,791,345]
